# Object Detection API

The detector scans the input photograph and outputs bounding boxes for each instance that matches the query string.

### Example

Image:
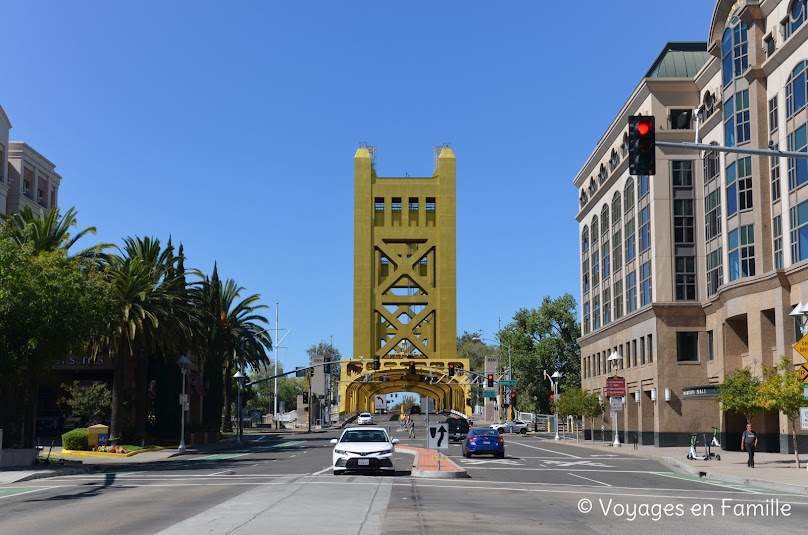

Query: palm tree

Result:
[190,265,272,433]
[1,206,111,259]
[93,236,193,444]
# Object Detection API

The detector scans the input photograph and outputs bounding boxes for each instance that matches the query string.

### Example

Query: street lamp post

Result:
[546,370,562,440]
[234,370,245,444]
[176,356,191,454]
[607,351,623,447]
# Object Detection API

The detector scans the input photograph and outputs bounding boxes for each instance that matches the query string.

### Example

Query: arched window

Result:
[612,192,622,225]
[624,179,635,214]
[786,0,808,39]
[582,226,589,253]
[722,17,748,87]
[786,61,807,119]
[591,216,599,245]
[621,132,629,156]
[601,204,610,234]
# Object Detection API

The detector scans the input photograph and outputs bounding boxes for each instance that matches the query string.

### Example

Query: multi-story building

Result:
[576,0,808,452]
[0,104,61,217]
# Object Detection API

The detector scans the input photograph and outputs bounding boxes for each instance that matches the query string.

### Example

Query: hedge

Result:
[62,428,89,451]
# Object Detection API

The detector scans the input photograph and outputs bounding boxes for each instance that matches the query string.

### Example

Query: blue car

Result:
[462,427,505,458]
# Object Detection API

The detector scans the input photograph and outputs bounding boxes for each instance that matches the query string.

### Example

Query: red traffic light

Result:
[636,119,652,136]
[510,392,517,400]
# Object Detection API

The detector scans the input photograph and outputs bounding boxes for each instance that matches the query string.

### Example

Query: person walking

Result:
[741,422,758,468]
[408,417,416,438]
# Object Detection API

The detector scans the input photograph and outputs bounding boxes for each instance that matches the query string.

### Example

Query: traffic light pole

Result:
[656,140,808,159]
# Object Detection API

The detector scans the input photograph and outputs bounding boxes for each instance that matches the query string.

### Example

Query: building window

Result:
[769,96,779,134]
[729,224,755,281]
[787,123,808,191]
[632,340,638,367]
[624,180,635,212]
[707,248,723,296]
[391,197,402,211]
[708,330,714,361]
[640,261,652,306]
[674,199,694,244]
[734,90,751,144]
[704,148,720,185]
[789,199,808,263]
[582,258,590,294]
[675,257,697,301]
[625,342,632,368]
[786,61,806,118]
[726,162,738,217]
[639,206,651,252]
[614,279,623,320]
[640,336,646,365]
[722,18,748,87]
[592,250,600,287]
[612,228,622,272]
[724,94,735,147]
[737,157,753,211]
[612,192,622,224]
[593,296,601,330]
[670,109,692,130]
[639,175,649,199]
[408,197,419,211]
[772,155,782,203]
[591,216,599,246]
[626,271,637,313]
[583,301,591,335]
[426,197,436,211]
[582,227,589,253]
[672,161,693,186]
[625,217,636,262]
[785,0,807,39]
[648,334,654,363]
[774,215,784,269]
[374,198,385,212]
[603,287,611,326]
[705,190,722,241]
[677,332,699,362]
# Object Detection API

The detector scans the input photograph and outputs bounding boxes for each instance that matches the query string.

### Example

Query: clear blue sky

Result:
[2,1,716,372]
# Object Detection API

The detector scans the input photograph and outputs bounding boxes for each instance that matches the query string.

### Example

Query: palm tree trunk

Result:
[110,345,126,445]
[134,353,149,445]
[222,360,233,432]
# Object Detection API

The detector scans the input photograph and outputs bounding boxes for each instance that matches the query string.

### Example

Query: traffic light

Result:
[448,363,455,377]
[373,355,380,370]
[487,374,494,387]
[302,392,309,404]
[628,115,656,176]
[324,361,331,374]
[408,361,416,375]
[510,392,517,406]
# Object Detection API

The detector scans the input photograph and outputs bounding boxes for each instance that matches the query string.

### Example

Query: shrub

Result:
[62,428,89,451]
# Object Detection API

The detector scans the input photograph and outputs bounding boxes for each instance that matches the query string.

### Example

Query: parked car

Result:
[356,412,373,425]
[331,426,399,475]
[442,417,470,441]
[492,419,529,434]
[462,427,505,458]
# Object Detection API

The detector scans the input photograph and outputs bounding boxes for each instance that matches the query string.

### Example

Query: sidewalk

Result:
[538,433,808,495]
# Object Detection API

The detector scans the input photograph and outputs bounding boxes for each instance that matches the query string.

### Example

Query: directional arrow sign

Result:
[799,364,808,383]
[428,423,448,450]
[794,333,808,362]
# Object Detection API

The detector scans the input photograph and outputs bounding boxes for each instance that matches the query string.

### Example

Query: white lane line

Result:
[652,472,767,494]
[0,487,57,499]
[568,472,611,487]
[507,441,581,458]
[312,466,332,475]
[208,470,234,476]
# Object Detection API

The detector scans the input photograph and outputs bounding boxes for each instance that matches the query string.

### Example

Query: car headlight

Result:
[379,448,393,455]
[334,449,347,455]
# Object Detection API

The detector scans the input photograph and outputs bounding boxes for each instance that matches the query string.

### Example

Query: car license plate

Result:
[482,440,491,444]
[358,459,369,466]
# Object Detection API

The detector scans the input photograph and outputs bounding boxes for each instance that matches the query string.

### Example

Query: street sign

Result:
[610,397,624,411]
[801,408,808,431]
[800,364,808,382]
[804,382,808,401]
[499,380,516,386]
[606,377,626,397]
[483,389,497,398]
[794,333,808,362]
[609,410,617,421]
[428,423,449,450]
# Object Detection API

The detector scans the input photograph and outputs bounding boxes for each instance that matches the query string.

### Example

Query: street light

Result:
[234,370,245,444]
[607,351,623,447]
[790,302,808,334]
[176,356,191,454]
[546,370,562,440]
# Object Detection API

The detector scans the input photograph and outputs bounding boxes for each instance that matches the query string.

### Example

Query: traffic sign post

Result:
[801,408,808,431]
[610,397,624,411]
[793,333,808,362]
[499,380,516,386]
[428,423,449,450]
[799,364,808,383]
[804,382,808,401]
[606,377,626,397]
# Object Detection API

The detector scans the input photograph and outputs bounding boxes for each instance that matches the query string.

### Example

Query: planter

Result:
[0,448,38,468]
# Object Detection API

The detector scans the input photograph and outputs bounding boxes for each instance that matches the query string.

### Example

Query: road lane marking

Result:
[312,466,332,475]
[507,441,581,458]
[0,487,55,499]
[568,472,611,486]
[652,472,784,495]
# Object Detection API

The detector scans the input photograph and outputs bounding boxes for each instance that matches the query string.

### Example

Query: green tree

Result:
[60,381,113,425]
[581,391,605,442]
[497,294,581,413]
[0,219,113,448]
[759,357,804,468]
[715,367,763,425]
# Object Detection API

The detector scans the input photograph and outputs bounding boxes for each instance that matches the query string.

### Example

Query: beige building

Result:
[0,104,61,218]
[576,0,808,452]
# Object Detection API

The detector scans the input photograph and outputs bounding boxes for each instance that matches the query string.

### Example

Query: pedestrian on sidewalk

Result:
[741,422,758,468]
[408,418,416,438]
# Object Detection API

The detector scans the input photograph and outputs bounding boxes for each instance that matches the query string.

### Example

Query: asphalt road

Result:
[2,424,807,535]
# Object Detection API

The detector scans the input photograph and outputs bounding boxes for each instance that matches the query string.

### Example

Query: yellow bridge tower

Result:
[340,145,470,416]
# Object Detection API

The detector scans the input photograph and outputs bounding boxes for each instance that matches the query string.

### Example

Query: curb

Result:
[397,447,469,479]
[14,465,98,483]
[662,456,808,496]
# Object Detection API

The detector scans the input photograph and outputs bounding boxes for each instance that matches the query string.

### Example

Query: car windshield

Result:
[341,430,389,443]
[471,429,498,436]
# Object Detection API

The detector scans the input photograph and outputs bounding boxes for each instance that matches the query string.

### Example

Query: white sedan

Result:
[492,419,529,434]
[356,412,373,425]
[331,427,399,476]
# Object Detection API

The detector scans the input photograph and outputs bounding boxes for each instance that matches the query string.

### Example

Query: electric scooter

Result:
[687,433,710,461]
